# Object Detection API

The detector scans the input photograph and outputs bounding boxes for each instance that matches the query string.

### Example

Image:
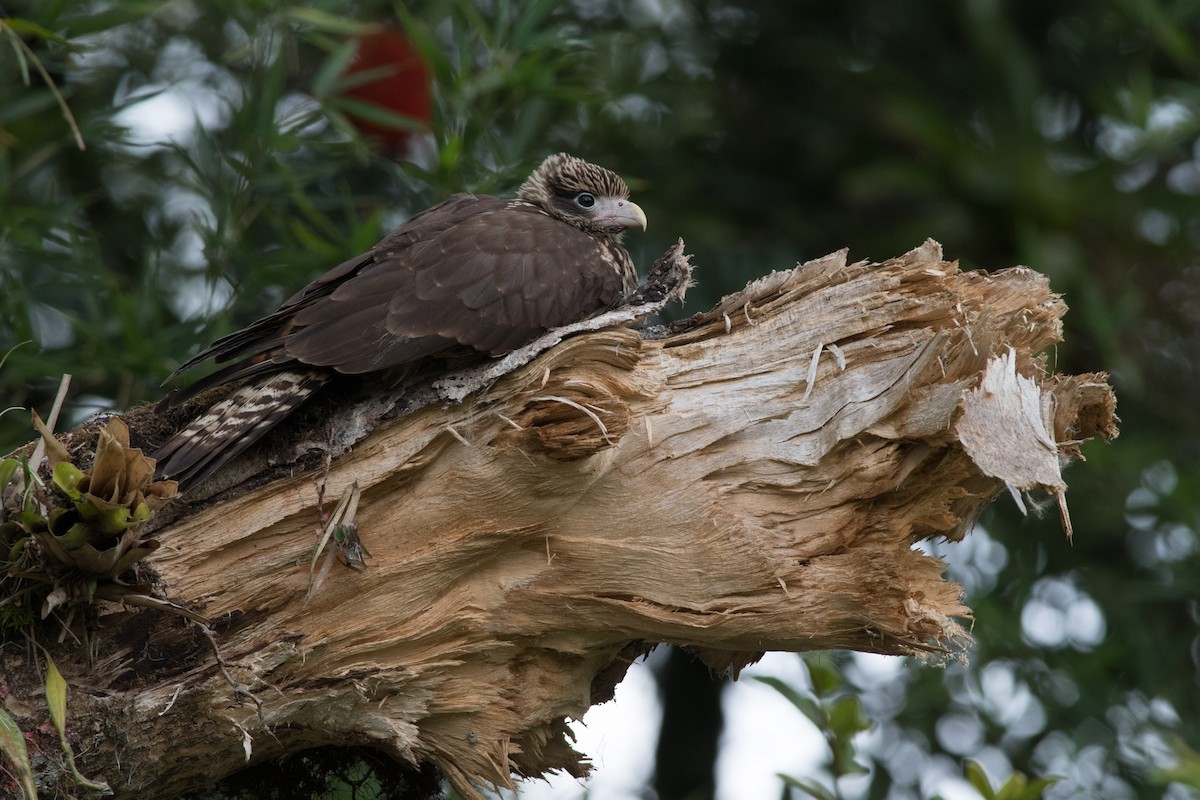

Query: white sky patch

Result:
[717,653,826,800]
[114,86,215,147]
[849,651,905,685]
[167,274,235,321]
[1020,576,1106,650]
[168,226,209,271]
[112,37,238,149]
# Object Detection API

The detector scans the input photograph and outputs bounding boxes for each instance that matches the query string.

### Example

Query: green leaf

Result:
[965,759,998,800]
[4,30,30,86]
[995,773,1028,800]
[44,651,67,737]
[64,520,96,548]
[1153,738,1200,788]
[282,7,375,36]
[0,703,37,799]
[324,63,407,94]
[827,695,872,737]
[388,6,453,79]
[57,4,157,37]
[7,533,28,561]
[331,97,430,132]
[996,772,1061,800]
[806,658,842,696]
[827,696,871,777]
[42,651,110,793]
[130,501,151,524]
[778,773,837,800]
[3,16,72,46]
[94,505,132,535]
[512,0,562,49]
[0,340,29,370]
[752,675,824,727]
[51,461,84,498]
[287,218,339,261]
[19,508,46,531]
[0,458,20,492]
[311,39,361,98]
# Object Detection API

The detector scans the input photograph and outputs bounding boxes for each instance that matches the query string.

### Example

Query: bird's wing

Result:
[280,205,630,374]
[163,193,491,382]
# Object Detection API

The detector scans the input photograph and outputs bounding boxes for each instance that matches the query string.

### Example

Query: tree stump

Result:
[0,240,1117,799]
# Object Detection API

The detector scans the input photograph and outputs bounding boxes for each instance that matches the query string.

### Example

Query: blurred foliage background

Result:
[2,0,1200,798]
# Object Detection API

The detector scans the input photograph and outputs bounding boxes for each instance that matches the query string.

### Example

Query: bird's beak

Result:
[593,197,648,231]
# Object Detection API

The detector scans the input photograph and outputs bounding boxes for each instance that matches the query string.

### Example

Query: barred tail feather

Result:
[154,370,329,488]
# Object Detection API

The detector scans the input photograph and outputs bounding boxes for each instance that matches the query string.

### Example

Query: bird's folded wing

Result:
[282,207,628,372]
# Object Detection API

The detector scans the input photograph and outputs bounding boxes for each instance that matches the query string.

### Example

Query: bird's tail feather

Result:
[154,370,329,488]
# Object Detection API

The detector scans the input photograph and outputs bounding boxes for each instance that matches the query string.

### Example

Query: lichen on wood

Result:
[0,240,1117,799]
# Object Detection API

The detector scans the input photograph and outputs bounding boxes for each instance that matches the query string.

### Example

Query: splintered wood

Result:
[10,240,1117,799]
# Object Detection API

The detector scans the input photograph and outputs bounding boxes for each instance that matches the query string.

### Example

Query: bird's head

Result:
[517,153,647,236]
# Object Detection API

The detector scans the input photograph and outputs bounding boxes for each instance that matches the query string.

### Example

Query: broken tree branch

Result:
[1,240,1116,799]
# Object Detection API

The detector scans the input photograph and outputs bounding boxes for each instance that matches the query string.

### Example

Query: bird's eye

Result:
[574,192,596,209]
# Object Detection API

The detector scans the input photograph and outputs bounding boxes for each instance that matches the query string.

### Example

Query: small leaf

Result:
[95,505,132,535]
[0,339,31,371]
[51,521,92,549]
[828,695,872,736]
[330,96,430,132]
[830,740,869,778]
[512,0,561,48]
[3,17,73,46]
[998,772,1030,799]
[282,7,376,35]
[326,63,405,94]
[41,651,111,793]
[130,501,151,524]
[0,457,20,491]
[0,703,38,799]
[312,38,361,97]
[7,533,28,561]
[965,759,999,800]
[996,772,1061,800]
[778,773,837,800]
[52,461,85,498]
[19,507,47,531]
[44,652,67,736]
[806,658,842,696]
[1153,737,1200,788]
[753,675,824,727]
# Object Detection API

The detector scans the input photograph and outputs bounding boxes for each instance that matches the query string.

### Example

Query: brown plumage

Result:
[154,154,646,487]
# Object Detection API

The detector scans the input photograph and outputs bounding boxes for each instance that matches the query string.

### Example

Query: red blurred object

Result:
[341,26,432,153]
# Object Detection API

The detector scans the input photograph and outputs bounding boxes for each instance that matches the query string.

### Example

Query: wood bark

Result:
[1,240,1117,799]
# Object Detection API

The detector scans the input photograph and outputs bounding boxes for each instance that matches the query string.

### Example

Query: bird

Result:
[153,153,647,488]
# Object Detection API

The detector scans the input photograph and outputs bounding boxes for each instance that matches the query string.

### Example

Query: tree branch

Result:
[2,241,1116,799]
